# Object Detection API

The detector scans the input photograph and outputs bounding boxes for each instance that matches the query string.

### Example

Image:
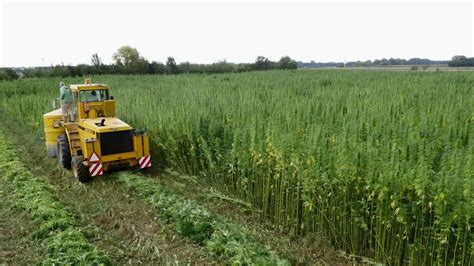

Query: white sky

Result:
[0,0,473,67]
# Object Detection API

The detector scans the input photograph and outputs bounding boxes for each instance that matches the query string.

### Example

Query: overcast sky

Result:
[0,0,473,67]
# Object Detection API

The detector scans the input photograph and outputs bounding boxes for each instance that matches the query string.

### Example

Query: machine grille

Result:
[99,130,133,155]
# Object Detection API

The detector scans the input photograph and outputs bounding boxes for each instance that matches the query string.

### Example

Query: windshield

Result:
[80,90,109,103]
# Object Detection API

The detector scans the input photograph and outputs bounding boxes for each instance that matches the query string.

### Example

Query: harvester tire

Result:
[57,135,71,169]
[72,156,91,183]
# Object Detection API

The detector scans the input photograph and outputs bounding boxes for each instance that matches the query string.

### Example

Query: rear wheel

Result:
[72,156,92,183]
[57,135,71,169]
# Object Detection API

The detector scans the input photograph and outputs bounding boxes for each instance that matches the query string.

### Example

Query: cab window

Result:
[80,90,109,102]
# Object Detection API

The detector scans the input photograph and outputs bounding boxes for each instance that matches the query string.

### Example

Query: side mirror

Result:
[110,96,115,100]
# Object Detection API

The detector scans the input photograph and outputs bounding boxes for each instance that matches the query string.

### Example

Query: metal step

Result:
[65,124,78,131]
[71,139,81,148]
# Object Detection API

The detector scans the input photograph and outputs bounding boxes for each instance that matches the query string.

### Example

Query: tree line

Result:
[298,57,449,68]
[0,68,19,81]
[1,46,297,80]
[2,49,473,81]
[448,55,474,67]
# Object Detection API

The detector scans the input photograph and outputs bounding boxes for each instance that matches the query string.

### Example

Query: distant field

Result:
[304,65,474,71]
[0,70,472,265]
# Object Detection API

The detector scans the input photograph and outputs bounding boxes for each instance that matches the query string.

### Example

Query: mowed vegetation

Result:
[0,70,472,264]
[0,134,111,264]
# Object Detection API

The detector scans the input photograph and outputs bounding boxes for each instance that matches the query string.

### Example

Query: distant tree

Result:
[73,64,92,76]
[408,58,430,65]
[112,46,149,74]
[178,61,193,74]
[355,61,365,67]
[91,53,102,67]
[452,55,467,61]
[379,59,389,66]
[422,65,430,71]
[236,63,253,72]
[48,65,72,77]
[388,58,397,65]
[23,67,44,78]
[0,68,19,80]
[213,60,236,73]
[254,56,273,70]
[278,56,297,69]
[113,46,141,66]
[166,57,179,74]
[411,65,419,71]
[449,55,474,67]
[148,61,167,74]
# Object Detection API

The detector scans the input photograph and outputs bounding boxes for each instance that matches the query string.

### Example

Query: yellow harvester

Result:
[43,79,151,182]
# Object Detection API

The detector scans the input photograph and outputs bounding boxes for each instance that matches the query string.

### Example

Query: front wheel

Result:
[72,156,92,183]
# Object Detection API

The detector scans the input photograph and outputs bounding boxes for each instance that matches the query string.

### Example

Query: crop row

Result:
[0,134,112,265]
[117,171,287,264]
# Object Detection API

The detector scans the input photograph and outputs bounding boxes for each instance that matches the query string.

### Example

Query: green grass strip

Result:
[0,135,112,265]
[117,172,288,265]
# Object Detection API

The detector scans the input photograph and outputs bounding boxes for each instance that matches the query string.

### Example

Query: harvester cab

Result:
[43,79,151,182]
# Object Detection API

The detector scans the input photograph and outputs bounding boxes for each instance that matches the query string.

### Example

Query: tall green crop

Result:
[0,70,472,264]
